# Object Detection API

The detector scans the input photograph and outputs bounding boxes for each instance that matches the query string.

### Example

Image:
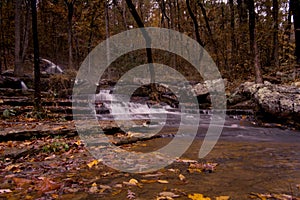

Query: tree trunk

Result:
[14,0,23,76]
[291,0,300,64]
[248,0,263,83]
[21,1,30,64]
[186,0,204,47]
[105,0,111,79]
[272,0,279,68]
[237,0,248,24]
[229,0,237,67]
[125,0,158,100]
[31,0,41,112]
[196,0,221,66]
[125,0,155,82]
[112,0,128,30]
[0,1,3,74]
[64,0,75,69]
[14,0,30,77]
[160,0,170,28]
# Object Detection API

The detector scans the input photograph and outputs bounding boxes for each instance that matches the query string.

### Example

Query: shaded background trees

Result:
[1,0,299,87]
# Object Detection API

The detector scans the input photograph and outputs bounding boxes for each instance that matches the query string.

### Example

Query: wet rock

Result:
[192,83,209,96]
[0,75,27,90]
[229,81,300,127]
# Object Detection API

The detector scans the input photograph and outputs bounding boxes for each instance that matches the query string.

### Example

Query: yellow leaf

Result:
[216,196,230,200]
[129,178,139,185]
[188,193,211,200]
[178,174,186,181]
[157,180,169,184]
[141,179,157,183]
[74,140,81,146]
[87,160,98,168]
[91,182,97,187]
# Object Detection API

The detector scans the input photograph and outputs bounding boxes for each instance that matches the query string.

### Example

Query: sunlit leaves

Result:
[188,193,211,200]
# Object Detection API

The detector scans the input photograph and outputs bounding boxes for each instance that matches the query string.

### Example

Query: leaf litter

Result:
[0,122,299,199]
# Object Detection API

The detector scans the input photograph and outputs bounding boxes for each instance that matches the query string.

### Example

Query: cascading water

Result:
[92,89,254,130]
[94,89,171,122]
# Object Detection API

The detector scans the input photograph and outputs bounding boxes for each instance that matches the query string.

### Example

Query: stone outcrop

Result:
[229,81,300,127]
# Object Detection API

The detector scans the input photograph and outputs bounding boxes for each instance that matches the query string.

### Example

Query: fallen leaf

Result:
[123,178,140,187]
[87,160,98,168]
[159,191,180,198]
[12,177,33,187]
[178,174,186,181]
[188,163,218,173]
[157,180,169,184]
[156,197,174,200]
[127,189,136,199]
[188,193,211,200]
[74,140,81,146]
[4,163,22,171]
[129,178,139,185]
[36,177,61,193]
[141,179,157,183]
[45,154,56,160]
[52,126,67,131]
[51,193,59,199]
[92,182,97,187]
[216,196,230,200]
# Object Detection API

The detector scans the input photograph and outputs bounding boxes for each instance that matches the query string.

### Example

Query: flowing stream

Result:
[90,89,300,199]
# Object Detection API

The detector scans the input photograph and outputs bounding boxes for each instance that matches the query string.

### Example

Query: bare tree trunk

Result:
[291,0,300,64]
[283,1,292,60]
[125,0,158,100]
[248,0,263,83]
[186,0,204,47]
[31,0,41,112]
[175,0,181,31]
[125,0,155,82]
[22,1,30,63]
[272,0,279,68]
[160,0,170,28]
[112,0,128,30]
[14,0,23,76]
[229,0,237,68]
[237,0,248,64]
[0,1,3,74]
[64,0,75,69]
[105,0,111,79]
[197,0,221,66]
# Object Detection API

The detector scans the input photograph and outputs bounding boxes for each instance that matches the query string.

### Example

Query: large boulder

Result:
[229,81,300,126]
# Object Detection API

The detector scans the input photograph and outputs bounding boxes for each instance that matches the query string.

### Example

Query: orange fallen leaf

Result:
[36,177,61,193]
[12,177,33,187]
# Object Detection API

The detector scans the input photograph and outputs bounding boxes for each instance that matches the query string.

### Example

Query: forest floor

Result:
[0,115,300,200]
